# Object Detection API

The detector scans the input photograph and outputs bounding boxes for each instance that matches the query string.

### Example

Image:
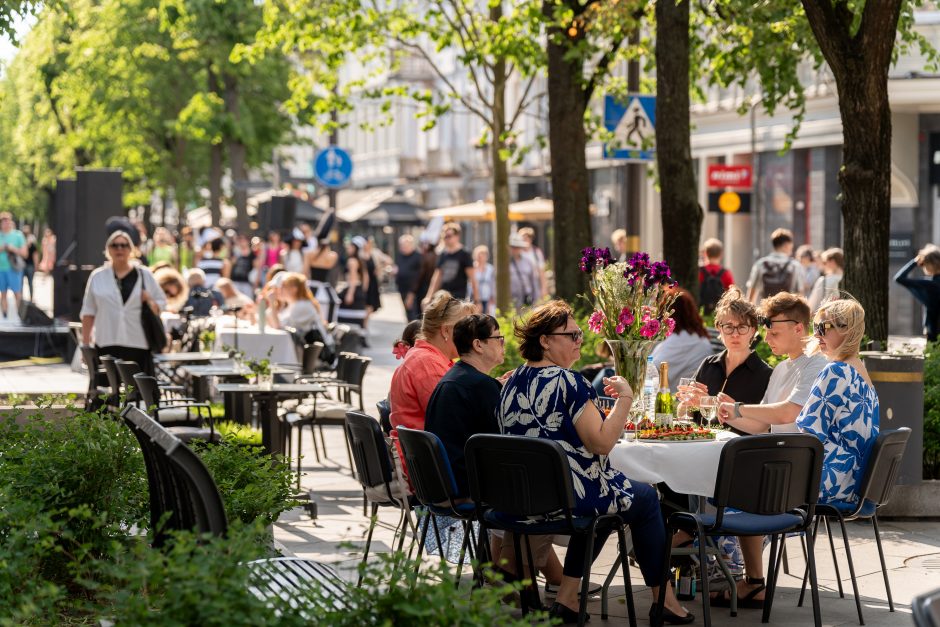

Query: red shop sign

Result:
[707,164,752,189]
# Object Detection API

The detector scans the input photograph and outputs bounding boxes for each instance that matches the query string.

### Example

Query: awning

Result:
[186,204,239,229]
[427,197,559,222]
[338,189,427,226]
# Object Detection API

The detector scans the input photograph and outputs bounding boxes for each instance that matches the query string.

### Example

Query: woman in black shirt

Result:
[680,286,772,433]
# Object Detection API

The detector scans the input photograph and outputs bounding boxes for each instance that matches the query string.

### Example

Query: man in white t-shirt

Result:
[711,292,826,609]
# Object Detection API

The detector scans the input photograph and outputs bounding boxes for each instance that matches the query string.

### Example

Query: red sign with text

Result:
[707,164,752,189]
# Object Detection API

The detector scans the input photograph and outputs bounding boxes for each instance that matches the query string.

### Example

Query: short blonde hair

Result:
[420,290,474,340]
[815,298,865,361]
[103,230,137,262]
[472,245,489,259]
[611,229,627,245]
[703,238,723,260]
[714,285,760,329]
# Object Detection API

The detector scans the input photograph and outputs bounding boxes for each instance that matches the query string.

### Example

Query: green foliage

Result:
[924,341,940,479]
[215,420,262,446]
[194,439,300,526]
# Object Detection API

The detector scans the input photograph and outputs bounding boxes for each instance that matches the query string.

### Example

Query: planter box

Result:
[0,405,76,425]
[879,480,940,518]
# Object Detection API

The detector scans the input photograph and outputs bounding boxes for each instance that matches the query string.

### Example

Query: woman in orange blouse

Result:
[389,290,475,435]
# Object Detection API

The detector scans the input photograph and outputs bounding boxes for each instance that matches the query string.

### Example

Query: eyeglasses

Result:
[483,335,505,345]
[813,321,844,336]
[762,317,800,329]
[546,329,584,342]
[443,231,458,239]
[718,323,753,336]
[108,242,131,250]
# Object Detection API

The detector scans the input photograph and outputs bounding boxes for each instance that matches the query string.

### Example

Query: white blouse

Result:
[80,263,167,349]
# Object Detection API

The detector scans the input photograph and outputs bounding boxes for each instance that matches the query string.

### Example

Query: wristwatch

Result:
[733,402,744,419]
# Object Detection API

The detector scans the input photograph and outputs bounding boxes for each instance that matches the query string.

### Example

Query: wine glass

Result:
[677,378,696,421]
[699,395,719,430]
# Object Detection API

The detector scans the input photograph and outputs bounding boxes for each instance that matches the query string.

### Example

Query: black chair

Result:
[653,434,825,627]
[465,433,637,627]
[120,406,347,609]
[80,345,112,408]
[133,373,219,444]
[344,410,414,587]
[376,398,392,436]
[397,427,478,582]
[797,428,911,624]
[115,359,185,405]
[914,587,940,627]
[302,342,324,375]
[99,355,124,409]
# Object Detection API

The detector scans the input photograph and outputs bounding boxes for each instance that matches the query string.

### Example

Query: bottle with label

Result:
[258,298,267,334]
[642,356,657,422]
[655,362,674,425]
[676,565,694,601]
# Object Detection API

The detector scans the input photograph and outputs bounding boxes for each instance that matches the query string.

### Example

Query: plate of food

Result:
[636,424,717,442]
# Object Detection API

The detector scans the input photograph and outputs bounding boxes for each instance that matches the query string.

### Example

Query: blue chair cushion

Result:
[817,499,877,519]
[429,502,476,518]
[484,510,600,535]
[672,510,805,535]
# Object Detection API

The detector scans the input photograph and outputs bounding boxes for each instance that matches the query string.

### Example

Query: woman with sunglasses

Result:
[80,230,167,378]
[678,286,772,434]
[498,300,693,624]
[796,298,879,509]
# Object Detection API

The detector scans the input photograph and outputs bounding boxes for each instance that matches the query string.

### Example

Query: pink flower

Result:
[616,307,634,334]
[588,310,606,334]
[640,319,661,339]
[393,341,410,360]
[665,317,676,337]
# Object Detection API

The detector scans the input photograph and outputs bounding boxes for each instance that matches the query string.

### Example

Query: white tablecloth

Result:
[213,328,298,365]
[607,431,738,497]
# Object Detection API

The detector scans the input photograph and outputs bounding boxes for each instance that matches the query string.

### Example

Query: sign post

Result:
[706,164,753,214]
[314,147,353,190]
[603,94,657,162]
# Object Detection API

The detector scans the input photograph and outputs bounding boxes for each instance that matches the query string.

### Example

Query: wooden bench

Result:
[120,405,347,611]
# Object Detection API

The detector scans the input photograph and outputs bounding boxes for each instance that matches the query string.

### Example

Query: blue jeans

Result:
[563,481,665,587]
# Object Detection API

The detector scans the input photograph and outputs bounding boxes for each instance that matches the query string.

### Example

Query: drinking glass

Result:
[677,378,696,421]
[699,395,719,429]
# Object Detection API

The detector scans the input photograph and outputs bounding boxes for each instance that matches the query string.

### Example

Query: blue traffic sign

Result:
[604,94,656,162]
[314,146,353,188]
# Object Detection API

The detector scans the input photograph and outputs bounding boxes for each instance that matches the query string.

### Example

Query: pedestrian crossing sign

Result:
[604,94,656,162]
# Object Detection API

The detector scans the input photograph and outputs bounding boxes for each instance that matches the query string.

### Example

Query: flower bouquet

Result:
[581,248,679,418]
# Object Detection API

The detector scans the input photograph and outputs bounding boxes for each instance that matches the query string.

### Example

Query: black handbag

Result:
[139,271,168,353]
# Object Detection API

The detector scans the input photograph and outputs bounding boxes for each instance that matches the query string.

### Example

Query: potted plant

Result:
[246,348,274,390]
[199,329,216,354]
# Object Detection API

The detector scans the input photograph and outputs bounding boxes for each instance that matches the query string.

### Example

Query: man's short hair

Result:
[442,221,462,236]
[821,247,844,270]
[771,228,793,249]
[453,314,498,356]
[760,291,811,329]
[703,238,723,260]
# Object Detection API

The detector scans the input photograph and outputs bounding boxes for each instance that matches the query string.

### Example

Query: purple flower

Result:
[640,319,661,339]
[645,261,674,288]
[628,252,650,268]
[580,246,614,273]
[588,310,605,334]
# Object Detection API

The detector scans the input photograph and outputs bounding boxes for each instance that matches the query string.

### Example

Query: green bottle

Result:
[654,362,674,424]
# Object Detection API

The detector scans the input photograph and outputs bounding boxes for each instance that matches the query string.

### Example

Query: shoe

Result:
[549,602,588,624]
[545,581,603,597]
[649,605,695,625]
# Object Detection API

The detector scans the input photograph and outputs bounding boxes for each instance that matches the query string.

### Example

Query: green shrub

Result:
[215,420,263,446]
[924,341,940,479]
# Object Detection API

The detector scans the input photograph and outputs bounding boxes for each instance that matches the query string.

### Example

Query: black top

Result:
[114,268,139,304]
[436,248,473,299]
[230,250,255,283]
[693,349,772,435]
[895,258,940,341]
[395,250,422,294]
[424,360,502,497]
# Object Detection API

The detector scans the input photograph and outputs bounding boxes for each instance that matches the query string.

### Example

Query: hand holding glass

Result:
[676,378,696,420]
[699,395,719,429]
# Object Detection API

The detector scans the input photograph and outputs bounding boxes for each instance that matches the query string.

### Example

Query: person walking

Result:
[508,234,540,310]
[21,224,38,301]
[698,238,734,315]
[197,237,229,289]
[423,222,480,308]
[807,247,844,312]
[394,234,422,321]
[0,212,28,320]
[518,226,548,300]
[305,238,340,324]
[795,245,819,297]
[229,234,257,298]
[745,228,804,303]
[895,243,940,341]
[472,245,495,315]
[413,237,437,314]
[39,227,57,275]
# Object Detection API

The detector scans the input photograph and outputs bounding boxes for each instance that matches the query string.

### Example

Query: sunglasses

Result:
[546,329,584,342]
[108,242,131,250]
[761,317,800,329]
[813,321,844,336]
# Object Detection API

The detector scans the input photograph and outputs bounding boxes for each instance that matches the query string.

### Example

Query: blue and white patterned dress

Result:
[498,365,634,516]
[796,361,879,510]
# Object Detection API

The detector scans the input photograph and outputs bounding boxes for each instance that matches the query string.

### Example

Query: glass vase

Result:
[255,373,273,390]
[605,338,656,421]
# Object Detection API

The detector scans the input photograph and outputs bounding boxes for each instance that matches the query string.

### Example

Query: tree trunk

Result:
[208,67,223,227]
[801,0,902,343]
[655,0,702,295]
[545,22,592,307]
[223,72,249,233]
[490,3,512,314]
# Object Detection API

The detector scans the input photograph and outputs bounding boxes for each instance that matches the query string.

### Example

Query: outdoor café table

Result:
[153,351,232,385]
[213,326,298,366]
[181,362,299,423]
[215,382,325,458]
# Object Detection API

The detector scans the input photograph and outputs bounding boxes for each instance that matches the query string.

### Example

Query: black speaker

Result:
[18,300,55,327]
[53,178,77,263]
[67,266,94,322]
[52,265,71,319]
[261,195,297,233]
[76,169,123,267]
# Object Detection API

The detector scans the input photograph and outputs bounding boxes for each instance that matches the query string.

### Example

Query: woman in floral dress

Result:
[498,300,693,625]
[797,298,879,510]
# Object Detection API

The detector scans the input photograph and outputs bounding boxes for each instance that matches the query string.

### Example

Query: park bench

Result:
[120,405,347,613]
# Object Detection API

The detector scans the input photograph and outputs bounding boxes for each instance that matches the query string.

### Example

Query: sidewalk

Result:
[274,293,940,625]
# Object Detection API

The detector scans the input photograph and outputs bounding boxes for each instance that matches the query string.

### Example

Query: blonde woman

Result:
[796,298,879,509]
[265,272,325,335]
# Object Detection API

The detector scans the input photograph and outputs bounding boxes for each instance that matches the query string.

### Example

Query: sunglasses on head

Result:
[761,317,800,329]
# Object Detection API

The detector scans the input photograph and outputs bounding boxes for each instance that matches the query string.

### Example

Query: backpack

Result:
[699,267,726,315]
[761,259,795,297]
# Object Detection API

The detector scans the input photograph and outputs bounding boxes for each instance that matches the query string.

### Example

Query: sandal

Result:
[710,576,765,609]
